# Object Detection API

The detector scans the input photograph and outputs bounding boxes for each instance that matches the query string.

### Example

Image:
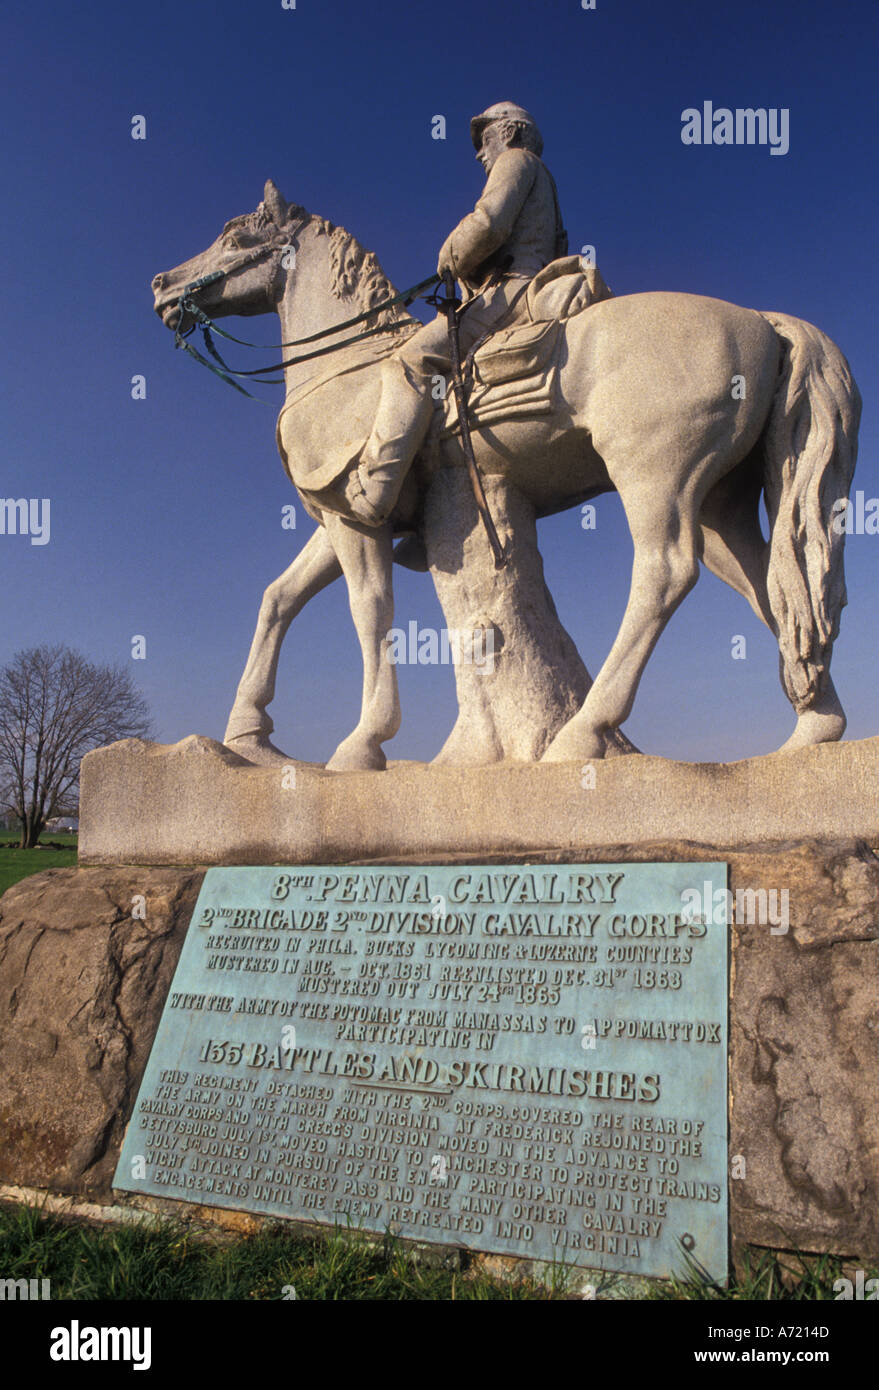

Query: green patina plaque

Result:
[115,863,729,1280]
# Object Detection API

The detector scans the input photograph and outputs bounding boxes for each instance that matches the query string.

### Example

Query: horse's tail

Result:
[759,311,861,711]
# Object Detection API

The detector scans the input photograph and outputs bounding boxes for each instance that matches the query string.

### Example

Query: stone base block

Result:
[79,734,879,866]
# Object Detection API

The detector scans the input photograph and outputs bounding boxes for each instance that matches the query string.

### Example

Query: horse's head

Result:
[151,180,304,332]
[152,180,407,346]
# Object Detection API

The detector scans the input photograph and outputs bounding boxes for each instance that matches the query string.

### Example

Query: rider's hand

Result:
[436,238,455,279]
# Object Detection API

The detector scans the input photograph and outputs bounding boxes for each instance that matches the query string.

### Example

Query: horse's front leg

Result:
[224,526,342,764]
[320,512,399,772]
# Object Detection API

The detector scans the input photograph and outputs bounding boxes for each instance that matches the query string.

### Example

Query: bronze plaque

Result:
[115,863,728,1279]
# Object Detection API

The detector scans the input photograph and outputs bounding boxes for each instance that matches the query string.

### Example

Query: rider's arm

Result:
[437,148,538,281]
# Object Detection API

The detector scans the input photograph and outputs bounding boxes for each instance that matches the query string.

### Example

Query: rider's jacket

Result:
[437,148,567,293]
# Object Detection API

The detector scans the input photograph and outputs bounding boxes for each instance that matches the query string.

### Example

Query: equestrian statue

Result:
[151,102,861,771]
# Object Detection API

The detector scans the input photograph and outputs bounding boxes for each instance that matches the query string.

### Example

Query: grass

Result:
[648,1242,879,1300]
[0,1203,562,1301]
[0,830,77,898]
[1,1202,873,1301]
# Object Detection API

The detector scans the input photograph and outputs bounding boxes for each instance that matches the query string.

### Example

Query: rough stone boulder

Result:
[0,867,203,1194]
[729,840,879,1263]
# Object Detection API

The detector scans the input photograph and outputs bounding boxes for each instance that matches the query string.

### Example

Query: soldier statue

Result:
[344,101,567,526]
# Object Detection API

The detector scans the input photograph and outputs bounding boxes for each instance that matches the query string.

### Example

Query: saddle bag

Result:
[469,318,561,388]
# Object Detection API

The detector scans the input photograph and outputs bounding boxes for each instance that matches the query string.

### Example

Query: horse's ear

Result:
[263,179,287,223]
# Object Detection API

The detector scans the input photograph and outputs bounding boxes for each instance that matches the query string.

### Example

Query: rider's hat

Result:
[470,102,543,157]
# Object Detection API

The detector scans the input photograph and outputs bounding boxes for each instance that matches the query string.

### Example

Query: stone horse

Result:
[151,180,861,769]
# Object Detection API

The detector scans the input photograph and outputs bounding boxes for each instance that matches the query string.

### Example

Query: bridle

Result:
[171,255,440,400]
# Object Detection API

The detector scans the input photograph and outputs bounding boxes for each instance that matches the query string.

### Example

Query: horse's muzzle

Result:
[159,301,185,330]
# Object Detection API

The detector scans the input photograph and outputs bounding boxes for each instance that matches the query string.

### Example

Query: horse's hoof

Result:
[775,709,846,753]
[541,722,606,763]
[326,736,387,772]
[224,733,292,767]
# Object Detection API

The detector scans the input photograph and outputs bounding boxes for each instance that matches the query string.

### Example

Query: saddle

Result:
[279,257,613,522]
[441,256,613,436]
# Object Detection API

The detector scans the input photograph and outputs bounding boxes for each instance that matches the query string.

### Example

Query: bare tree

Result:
[0,646,152,848]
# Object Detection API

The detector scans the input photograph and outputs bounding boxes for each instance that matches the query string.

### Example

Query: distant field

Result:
[0,832,78,898]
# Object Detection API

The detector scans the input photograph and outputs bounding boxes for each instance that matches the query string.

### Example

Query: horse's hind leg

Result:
[320,511,400,772]
[699,462,846,749]
[699,457,774,629]
[542,483,702,762]
[224,525,342,764]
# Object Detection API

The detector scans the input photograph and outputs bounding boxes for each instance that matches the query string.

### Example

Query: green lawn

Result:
[0,1204,562,1300]
[0,831,77,898]
[0,1202,871,1300]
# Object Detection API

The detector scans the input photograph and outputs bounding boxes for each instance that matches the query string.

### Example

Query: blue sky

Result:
[2,0,877,765]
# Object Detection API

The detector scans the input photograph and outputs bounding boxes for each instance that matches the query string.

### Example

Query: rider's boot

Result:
[344,357,434,526]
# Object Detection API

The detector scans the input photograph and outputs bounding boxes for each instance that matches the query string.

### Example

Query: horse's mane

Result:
[314,216,408,327]
[223,202,409,328]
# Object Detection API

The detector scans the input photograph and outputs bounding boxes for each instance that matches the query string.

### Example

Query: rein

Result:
[172,268,440,400]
